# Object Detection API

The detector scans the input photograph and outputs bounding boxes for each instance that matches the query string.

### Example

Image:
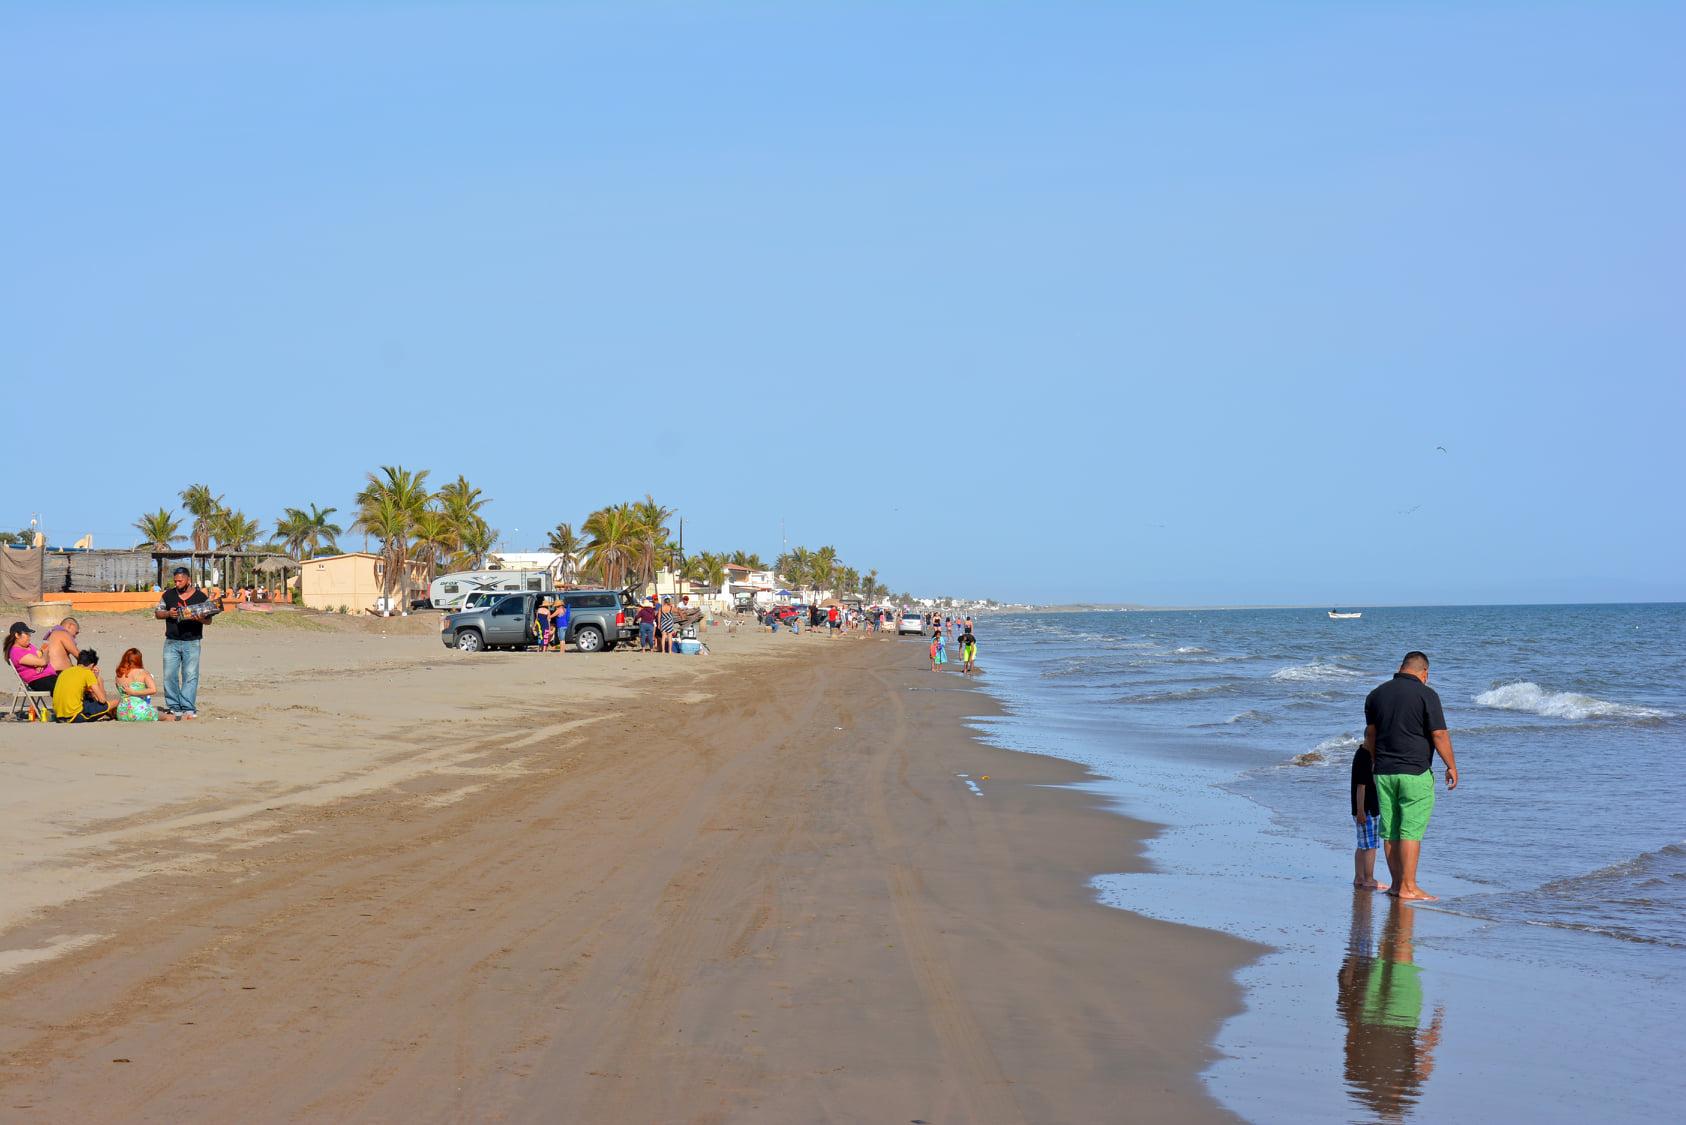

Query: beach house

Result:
[301,552,429,614]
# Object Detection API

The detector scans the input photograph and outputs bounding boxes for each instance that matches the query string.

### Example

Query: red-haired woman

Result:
[114,648,167,722]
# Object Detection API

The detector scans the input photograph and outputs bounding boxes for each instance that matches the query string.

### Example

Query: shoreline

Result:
[0,620,1259,1121]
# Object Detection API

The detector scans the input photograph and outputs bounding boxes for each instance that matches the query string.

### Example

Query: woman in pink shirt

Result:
[5,621,59,695]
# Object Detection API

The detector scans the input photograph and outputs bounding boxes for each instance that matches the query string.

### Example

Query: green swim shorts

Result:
[1375,770,1436,841]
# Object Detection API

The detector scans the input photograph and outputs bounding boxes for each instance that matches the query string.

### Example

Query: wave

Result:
[1269,662,1366,683]
[1194,710,1275,727]
[1286,733,1360,766]
[1443,842,1686,947]
[1173,646,1211,654]
[1473,681,1672,722]
[1125,683,1251,704]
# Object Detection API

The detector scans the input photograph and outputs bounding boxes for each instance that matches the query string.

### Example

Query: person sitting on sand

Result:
[5,621,59,696]
[42,617,82,673]
[114,648,169,722]
[53,649,116,722]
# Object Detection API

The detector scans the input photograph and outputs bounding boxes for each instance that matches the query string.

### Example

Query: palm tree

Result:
[410,509,458,581]
[209,509,263,589]
[273,508,311,560]
[701,552,728,591]
[780,547,815,597]
[631,495,675,591]
[546,522,583,583]
[358,496,410,612]
[133,508,183,552]
[356,465,432,610]
[459,520,497,571]
[583,504,640,590]
[863,569,879,601]
[812,545,839,600]
[301,504,342,558]
[179,484,224,552]
[728,549,765,571]
[212,509,263,550]
[436,476,488,523]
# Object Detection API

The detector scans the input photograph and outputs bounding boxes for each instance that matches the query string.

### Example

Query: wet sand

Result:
[0,612,1258,1122]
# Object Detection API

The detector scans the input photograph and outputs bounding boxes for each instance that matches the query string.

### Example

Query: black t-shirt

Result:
[1351,747,1380,818]
[959,631,976,647]
[1364,673,1448,776]
[161,587,211,641]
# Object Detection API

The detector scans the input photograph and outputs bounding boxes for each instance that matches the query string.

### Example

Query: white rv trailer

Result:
[428,569,551,610]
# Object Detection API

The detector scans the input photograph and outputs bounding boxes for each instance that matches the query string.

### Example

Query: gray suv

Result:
[440,589,638,653]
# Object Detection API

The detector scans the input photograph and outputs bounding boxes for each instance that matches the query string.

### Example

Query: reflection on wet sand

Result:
[1337,892,1445,1122]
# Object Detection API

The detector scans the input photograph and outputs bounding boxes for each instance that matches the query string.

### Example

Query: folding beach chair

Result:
[7,665,52,722]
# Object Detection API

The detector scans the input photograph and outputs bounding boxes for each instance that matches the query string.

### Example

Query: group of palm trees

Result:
[130,471,496,599]
[542,499,899,604]
[773,546,899,604]
[545,496,724,595]
[131,472,907,608]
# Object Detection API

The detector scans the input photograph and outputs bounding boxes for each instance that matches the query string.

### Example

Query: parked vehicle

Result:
[897,611,926,636]
[428,569,551,611]
[440,587,640,653]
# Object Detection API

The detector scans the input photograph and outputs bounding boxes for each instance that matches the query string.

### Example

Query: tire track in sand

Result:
[866,669,1026,1125]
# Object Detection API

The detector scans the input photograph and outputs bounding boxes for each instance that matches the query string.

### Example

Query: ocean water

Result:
[958,604,1685,1123]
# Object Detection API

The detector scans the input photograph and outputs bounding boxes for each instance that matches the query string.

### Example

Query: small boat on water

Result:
[1328,610,1362,619]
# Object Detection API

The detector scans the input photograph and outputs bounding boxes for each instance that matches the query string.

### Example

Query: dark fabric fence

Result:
[1,546,43,604]
[40,549,157,593]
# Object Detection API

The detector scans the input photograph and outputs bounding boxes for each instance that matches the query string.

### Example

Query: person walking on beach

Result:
[929,631,946,672]
[1363,651,1458,901]
[958,626,977,674]
[1351,743,1385,890]
[156,566,213,719]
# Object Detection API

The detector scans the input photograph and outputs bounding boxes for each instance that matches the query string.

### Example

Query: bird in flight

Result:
[1399,505,1422,516]
[1435,445,1448,453]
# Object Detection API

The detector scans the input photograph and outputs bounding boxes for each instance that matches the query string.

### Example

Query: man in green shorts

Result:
[1363,651,1459,901]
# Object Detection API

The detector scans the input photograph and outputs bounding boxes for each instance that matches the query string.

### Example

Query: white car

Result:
[897,612,926,636]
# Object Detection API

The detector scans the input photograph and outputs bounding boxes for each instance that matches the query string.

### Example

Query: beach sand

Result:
[0,611,1258,1122]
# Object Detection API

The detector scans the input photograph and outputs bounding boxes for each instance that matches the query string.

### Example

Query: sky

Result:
[4,2,1682,606]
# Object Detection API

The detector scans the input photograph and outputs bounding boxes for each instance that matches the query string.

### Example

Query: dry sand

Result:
[0,610,1258,1122]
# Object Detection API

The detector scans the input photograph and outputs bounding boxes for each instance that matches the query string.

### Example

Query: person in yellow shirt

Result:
[53,649,115,722]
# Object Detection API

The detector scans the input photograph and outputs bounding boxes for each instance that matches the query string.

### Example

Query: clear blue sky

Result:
[4,2,1681,605]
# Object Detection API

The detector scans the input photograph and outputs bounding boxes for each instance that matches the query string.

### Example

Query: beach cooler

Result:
[677,638,704,655]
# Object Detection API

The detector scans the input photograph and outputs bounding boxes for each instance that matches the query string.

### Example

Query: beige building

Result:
[300,552,429,614]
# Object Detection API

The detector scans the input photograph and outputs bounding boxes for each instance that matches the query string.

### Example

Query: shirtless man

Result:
[42,617,81,672]
[1364,651,1459,901]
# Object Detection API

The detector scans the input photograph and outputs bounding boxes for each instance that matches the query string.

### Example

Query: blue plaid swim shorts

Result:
[1356,813,1380,850]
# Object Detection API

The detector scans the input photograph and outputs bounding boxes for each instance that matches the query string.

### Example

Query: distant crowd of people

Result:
[6,567,216,722]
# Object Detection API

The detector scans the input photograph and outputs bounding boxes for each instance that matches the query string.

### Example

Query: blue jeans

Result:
[163,637,201,714]
[639,622,655,648]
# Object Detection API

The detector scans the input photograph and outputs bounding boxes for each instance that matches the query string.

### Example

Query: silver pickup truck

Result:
[440,588,638,653]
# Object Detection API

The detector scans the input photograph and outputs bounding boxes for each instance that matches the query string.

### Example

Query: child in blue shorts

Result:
[1351,745,1386,890]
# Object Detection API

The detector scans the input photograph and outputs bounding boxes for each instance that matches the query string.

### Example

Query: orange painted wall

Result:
[41,592,167,613]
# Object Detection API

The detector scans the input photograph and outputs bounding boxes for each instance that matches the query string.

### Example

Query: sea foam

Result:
[1269,662,1365,683]
[1474,682,1670,722]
